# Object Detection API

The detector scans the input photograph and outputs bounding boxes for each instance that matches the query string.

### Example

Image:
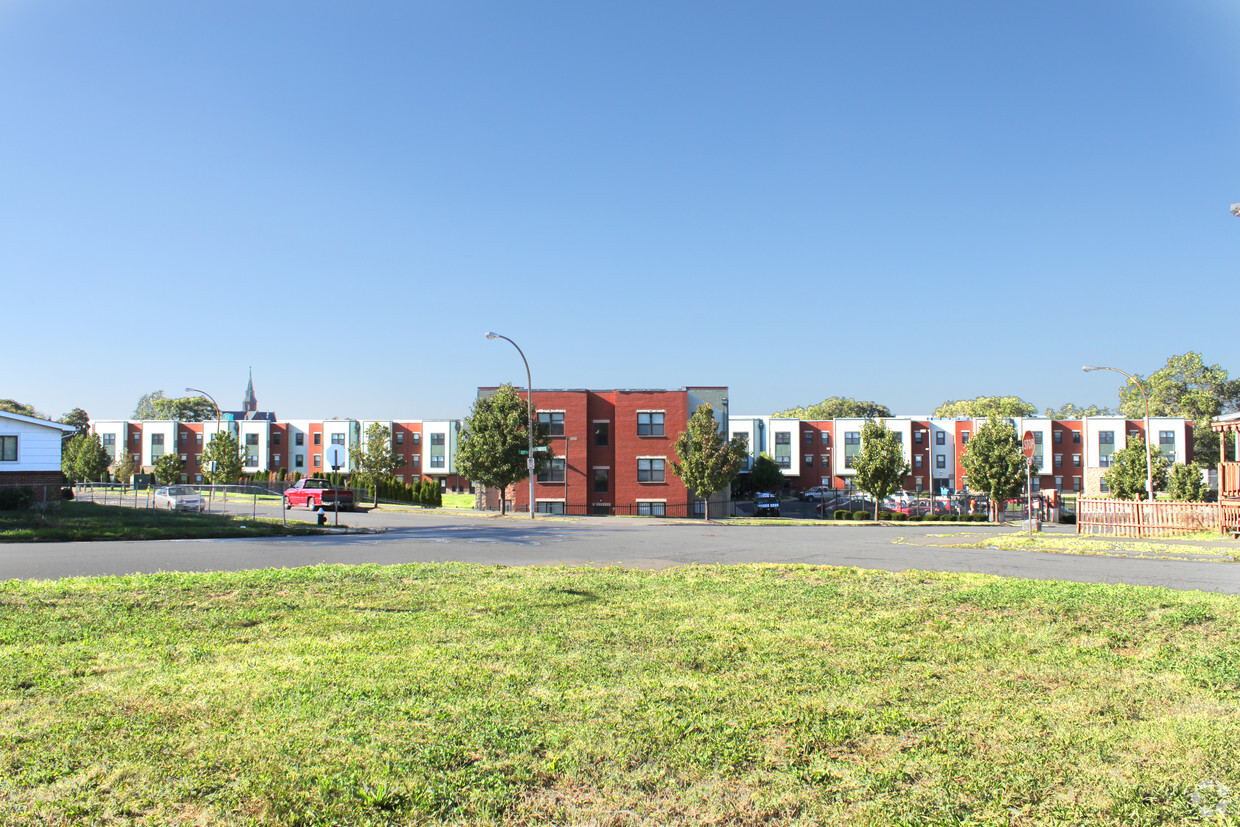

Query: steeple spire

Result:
[243,368,257,414]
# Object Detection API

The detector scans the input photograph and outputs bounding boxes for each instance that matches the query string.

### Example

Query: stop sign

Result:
[1022,430,1035,459]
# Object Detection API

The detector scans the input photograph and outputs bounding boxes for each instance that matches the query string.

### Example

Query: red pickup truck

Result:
[284,478,355,510]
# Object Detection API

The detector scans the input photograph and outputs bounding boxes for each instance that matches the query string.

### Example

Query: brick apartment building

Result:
[475,386,730,516]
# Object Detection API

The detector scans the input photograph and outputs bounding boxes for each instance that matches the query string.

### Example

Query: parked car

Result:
[801,486,832,501]
[753,493,781,517]
[284,478,355,510]
[153,485,206,512]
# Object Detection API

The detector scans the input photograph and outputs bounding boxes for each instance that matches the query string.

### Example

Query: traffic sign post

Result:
[1022,431,1036,538]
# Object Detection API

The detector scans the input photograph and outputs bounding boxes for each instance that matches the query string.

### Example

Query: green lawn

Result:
[0,501,323,542]
[3,565,1240,825]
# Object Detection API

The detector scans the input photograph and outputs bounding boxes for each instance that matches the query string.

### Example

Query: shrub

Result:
[971,514,988,522]
[894,513,908,521]
[878,511,892,521]
[0,486,34,511]
[922,513,938,522]
[1061,513,1076,525]
[852,510,872,521]
[940,514,957,522]
[908,514,922,522]
[834,509,851,520]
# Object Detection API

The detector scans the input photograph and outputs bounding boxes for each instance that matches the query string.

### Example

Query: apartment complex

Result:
[730,415,1194,497]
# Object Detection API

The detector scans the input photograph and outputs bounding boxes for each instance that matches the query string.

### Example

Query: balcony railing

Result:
[1220,461,1240,500]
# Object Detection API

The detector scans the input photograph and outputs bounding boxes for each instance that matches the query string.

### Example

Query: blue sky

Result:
[4,1,1238,422]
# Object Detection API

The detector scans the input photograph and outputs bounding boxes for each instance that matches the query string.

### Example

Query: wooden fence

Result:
[1075,498,1238,538]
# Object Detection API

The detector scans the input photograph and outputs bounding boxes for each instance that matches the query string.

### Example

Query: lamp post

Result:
[186,387,222,506]
[485,332,535,519]
[1081,366,1154,501]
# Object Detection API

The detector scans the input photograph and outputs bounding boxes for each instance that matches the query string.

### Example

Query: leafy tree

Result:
[199,431,244,485]
[73,433,111,483]
[112,451,138,485]
[1167,463,1207,502]
[0,399,46,418]
[133,391,166,420]
[934,396,1036,419]
[1044,403,1113,420]
[61,434,83,482]
[748,452,785,494]
[1115,352,1240,466]
[152,453,185,485]
[1103,435,1170,501]
[959,419,1030,523]
[454,384,553,516]
[671,403,748,520]
[349,423,402,506]
[150,395,218,422]
[851,420,911,519]
[773,397,891,420]
[58,408,91,435]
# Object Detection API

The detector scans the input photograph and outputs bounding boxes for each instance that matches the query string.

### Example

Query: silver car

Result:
[153,485,206,512]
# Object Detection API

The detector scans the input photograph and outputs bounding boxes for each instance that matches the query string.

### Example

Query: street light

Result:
[485,332,535,519]
[1082,366,1154,501]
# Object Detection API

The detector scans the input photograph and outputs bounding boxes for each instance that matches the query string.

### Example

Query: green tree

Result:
[152,453,185,485]
[1115,353,1240,466]
[200,431,244,485]
[0,399,46,418]
[61,433,84,482]
[1167,463,1207,502]
[454,384,553,516]
[112,451,138,485]
[748,452,785,494]
[1044,403,1113,420]
[58,408,91,435]
[934,396,1036,418]
[851,420,911,519]
[773,397,891,420]
[959,419,1030,523]
[349,423,402,506]
[671,403,748,520]
[1103,435,1170,501]
[73,433,111,483]
[150,395,219,422]
[133,391,166,420]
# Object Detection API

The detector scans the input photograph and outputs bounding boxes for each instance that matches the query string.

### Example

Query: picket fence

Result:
[1076,498,1240,539]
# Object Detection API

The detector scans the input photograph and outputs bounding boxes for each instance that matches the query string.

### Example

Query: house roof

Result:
[0,411,77,432]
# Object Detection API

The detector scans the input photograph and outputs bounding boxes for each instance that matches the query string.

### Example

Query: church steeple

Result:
[242,368,257,414]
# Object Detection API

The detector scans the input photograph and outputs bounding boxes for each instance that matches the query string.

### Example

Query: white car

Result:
[801,486,832,501]
[153,485,206,512]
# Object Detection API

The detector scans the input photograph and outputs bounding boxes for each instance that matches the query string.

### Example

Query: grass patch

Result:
[931,532,1240,560]
[442,493,475,508]
[0,502,324,543]
[3,565,1240,824]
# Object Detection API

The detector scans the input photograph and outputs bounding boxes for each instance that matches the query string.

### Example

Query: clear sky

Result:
[4,1,1238,422]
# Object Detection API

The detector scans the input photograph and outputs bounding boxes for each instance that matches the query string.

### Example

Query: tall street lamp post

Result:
[1081,366,1154,502]
[485,332,536,519]
[185,386,222,506]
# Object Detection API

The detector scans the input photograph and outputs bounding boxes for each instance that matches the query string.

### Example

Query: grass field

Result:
[0,502,322,542]
[3,564,1240,825]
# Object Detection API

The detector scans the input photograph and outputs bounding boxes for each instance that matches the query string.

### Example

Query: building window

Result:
[413,433,421,444]
[1054,453,1063,468]
[637,501,666,517]
[585,421,606,447]
[774,432,791,468]
[396,432,404,445]
[804,454,813,466]
[914,454,923,469]
[196,433,203,445]
[1098,431,1115,467]
[179,431,187,444]
[273,433,281,446]
[914,476,923,491]
[413,455,420,466]
[1053,430,1063,444]
[593,467,609,493]
[935,431,945,445]
[150,433,165,459]
[637,458,665,483]
[822,432,830,445]
[820,453,829,467]
[914,430,923,444]
[274,454,281,465]
[0,435,16,462]
[296,433,305,446]
[1054,476,1063,489]
[133,432,140,444]
[936,455,946,469]
[538,458,566,483]
[246,433,259,446]
[536,501,565,515]
[295,454,305,468]
[1072,430,1081,444]
[1073,477,1082,491]
[314,433,322,446]
[313,454,321,467]
[101,433,116,458]
[961,431,970,444]
[1072,454,1081,467]
[1099,477,1110,494]
[430,432,445,468]
[637,412,665,437]
[539,412,565,437]
[844,431,861,468]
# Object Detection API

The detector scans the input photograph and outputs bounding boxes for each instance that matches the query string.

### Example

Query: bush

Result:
[852,510,872,521]
[878,511,892,521]
[834,509,851,520]
[1061,513,1076,525]
[971,514,988,522]
[893,513,908,521]
[908,514,922,522]
[922,513,938,522]
[0,486,34,511]
[940,514,957,522]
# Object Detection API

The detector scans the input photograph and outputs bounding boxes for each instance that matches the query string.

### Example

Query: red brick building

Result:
[476,386,730,516]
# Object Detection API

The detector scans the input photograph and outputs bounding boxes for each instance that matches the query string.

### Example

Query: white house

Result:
[0,410,76,495]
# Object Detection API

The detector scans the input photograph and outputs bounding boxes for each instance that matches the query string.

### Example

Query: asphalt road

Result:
[4,509,1240,594]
